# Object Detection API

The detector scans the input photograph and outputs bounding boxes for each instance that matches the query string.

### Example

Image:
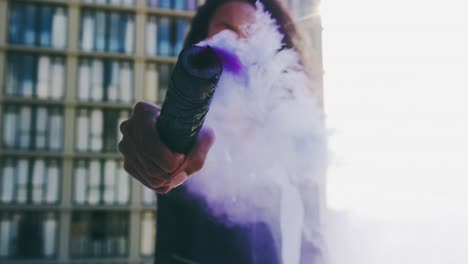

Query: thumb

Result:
[185,127,216,176]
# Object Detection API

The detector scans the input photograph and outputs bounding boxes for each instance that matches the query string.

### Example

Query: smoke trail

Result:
[185,2,328,263]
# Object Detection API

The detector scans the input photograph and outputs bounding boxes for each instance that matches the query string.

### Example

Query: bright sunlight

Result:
[321,0,468,263]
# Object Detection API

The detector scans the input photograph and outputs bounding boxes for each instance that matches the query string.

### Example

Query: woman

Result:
[118,0,324,263]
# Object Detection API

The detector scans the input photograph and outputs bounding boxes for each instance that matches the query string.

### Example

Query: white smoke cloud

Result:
[325,212,468,264]
[185,3,328,263]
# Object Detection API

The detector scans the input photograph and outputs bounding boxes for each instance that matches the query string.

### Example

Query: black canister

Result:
[157,45,223,154]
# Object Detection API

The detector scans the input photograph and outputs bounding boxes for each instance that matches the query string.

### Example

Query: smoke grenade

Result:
[156,45,223,154]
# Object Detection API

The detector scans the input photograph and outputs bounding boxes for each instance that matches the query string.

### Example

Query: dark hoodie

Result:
[154,185,280,264]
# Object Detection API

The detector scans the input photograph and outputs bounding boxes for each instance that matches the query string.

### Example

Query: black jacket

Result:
[155,185,280,264]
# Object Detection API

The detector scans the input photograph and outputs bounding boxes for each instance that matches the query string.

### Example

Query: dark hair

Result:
[184,0,307,67]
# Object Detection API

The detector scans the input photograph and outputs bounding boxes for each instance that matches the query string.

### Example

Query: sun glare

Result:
[321,0,468,221]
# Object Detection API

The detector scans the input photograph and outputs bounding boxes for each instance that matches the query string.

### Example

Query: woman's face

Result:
[207,1,256,38]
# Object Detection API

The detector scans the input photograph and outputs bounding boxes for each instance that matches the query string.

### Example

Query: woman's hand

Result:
[118,101,215,193]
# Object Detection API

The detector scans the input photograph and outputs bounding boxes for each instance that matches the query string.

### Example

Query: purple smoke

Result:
[211,46,243,74]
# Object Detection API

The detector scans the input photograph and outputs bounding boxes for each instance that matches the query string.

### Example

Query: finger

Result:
[185,127,216,176]
[118,136,130,156]
[133,101,161,115]
[145,125,186,173]
[123,159,147,186]
[137,152,172,182]
[119,119,130,135]
[124,158,167,190]
[169,171,189,188]
[130,102,160,142]
[131,102,185,173]
[121,138,172,192]
[122,135,171,183]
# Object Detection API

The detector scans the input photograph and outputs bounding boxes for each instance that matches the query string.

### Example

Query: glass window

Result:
[8,3,68,48]
[75,109,131,153]
[0,158,61,205]
[77,58,133,103]
[0,212,58,259]
[142,186,157,206]
[145,63,159,102]
[146,16,190,57]
[157,63,174,104]
[147,0,197,10]
[70,211,129,258]
[157,16,171,56]
[140,211,156,257]
[80,9,134,54]
[2,104,64,151]
[83,0,135,6]
[73,159,130,205]
[5,52,66,99]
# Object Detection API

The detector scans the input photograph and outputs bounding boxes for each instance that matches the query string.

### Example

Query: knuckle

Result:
[161,157,182,173]
[191,157,205,173]
[119,120,129,134]
[144,164,155,177]
[145,165,162,179]
[134,101,146,113]
[165,162,179,174]
[133,101,160,120]
[118,139,128,154]
[174,154,185,166]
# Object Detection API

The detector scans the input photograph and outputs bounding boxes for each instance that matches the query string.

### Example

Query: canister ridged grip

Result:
[156,45,223,154]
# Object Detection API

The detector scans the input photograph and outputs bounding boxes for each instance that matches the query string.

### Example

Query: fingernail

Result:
[171,172,188,187]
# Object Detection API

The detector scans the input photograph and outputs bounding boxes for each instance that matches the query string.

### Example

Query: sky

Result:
[321,0,468,221]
